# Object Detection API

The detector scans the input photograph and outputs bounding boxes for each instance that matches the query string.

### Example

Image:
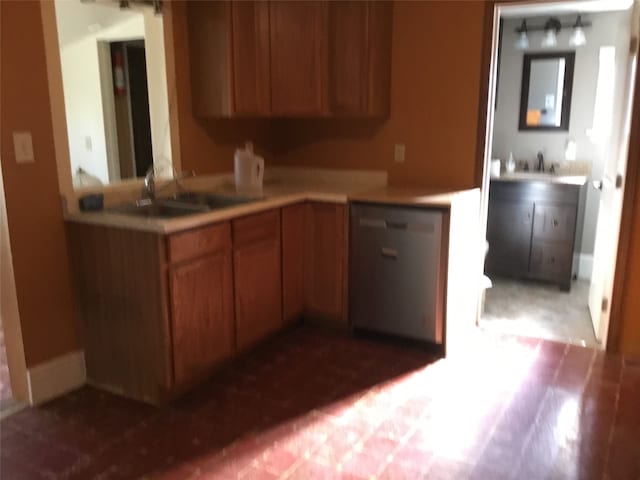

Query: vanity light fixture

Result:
[515,20,529,50]
[514,15,591,49]
[570,15,587,47]
[541,17,561,48]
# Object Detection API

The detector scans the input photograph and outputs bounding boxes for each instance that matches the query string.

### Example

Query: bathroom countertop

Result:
[491,172,588,186]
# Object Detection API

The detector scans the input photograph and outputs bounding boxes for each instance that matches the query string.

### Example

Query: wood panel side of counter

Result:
[443,189,482,357]
[67,223,172,404]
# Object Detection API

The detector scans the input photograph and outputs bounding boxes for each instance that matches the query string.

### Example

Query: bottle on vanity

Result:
[506,152,516,173]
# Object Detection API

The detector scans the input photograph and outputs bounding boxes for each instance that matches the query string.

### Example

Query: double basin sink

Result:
[110,192,261,218]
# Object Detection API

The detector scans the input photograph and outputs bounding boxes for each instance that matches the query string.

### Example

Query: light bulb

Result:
[570,26,586,46]
[541,29,557,48]
[515,31,529,50]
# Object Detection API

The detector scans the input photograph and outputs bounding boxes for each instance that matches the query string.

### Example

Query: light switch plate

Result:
[13,131,34,164]
[394,143,406,163]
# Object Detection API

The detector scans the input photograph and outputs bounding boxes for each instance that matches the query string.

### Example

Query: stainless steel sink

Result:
[109,199,210,218]
[109,192,261,218]
[169,192,260,209]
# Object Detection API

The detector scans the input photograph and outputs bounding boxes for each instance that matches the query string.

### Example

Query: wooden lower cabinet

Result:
[68,204,348,404]
[304,202,347,323]
[282,203,306,323]
[233,210,283,350]
[169,252,234,387]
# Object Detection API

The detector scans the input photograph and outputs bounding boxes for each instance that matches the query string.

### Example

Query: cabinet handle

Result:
[553,219,559,226]
[381,247,398,259]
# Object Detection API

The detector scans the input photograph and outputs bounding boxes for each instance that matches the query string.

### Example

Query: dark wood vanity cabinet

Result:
[486,181,586,290]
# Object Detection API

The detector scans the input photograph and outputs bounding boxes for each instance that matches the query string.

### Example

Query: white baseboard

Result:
[27,350,86,405]
[577,254,594,280]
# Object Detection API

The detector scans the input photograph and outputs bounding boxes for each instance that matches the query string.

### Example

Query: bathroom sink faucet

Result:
[536,151,545,172]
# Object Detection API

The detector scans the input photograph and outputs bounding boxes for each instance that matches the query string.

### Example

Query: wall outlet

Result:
[84,135,93,152]
[13,131,34,164]
[394,143,406,163]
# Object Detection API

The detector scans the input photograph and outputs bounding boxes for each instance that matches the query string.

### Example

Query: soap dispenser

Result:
[506,152,516,173]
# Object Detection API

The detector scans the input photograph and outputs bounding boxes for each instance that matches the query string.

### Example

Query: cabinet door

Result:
[486,201,534,277]
[231,1,271,115]
[234,240,283,350]
[328,1,392,116]
[529,239,573,288]
[170,252,234,386]
[269,1,328,115]
[328,1,367,114]
[532,203,577,243]
[282,203,306,323]
[187,1,233,116]
[304,203,347,321]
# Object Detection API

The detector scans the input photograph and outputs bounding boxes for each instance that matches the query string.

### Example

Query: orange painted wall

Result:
[0,0,81,366]
[274,1,486,189]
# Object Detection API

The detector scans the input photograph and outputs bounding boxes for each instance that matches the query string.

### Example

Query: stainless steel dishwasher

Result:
[349,203,443,343]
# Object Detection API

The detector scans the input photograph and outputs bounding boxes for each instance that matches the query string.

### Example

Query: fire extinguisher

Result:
[113,50,126,96]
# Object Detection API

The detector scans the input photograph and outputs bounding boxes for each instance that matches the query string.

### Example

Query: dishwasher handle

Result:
[381,247,398,259]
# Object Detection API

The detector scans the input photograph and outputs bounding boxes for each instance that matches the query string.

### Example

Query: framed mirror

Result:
[519,51,575,131]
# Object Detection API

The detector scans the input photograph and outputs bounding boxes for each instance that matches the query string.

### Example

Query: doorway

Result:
[478,1,638,349]
[107,40,154,180]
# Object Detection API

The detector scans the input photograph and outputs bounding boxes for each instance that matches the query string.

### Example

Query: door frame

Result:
[97,40,122,183]
[474,1,640,353]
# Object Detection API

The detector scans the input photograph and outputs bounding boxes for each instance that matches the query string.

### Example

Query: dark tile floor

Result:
[1,325,639,480]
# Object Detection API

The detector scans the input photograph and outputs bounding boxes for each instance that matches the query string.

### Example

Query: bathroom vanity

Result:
[485,175,587,290]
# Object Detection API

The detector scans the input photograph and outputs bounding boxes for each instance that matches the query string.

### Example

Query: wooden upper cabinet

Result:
[169,249,234,387]
[269,1,328,116]
[187,0,390,118]
[231,1,271,115]
[187,1,233,116]
[187,1,270,116]
[328,1,392,116]
[304,203,347,322]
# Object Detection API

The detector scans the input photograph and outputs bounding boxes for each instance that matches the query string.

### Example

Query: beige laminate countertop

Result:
[349,186,478,207]
[65,183,476,234]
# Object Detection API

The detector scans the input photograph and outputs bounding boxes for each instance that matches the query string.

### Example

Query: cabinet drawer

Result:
[529,240,572,280]
[233,209,280,248]
[533,204,576,242]
[167,223,231,264]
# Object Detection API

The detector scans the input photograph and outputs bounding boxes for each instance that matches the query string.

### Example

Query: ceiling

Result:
[55,0,141,48]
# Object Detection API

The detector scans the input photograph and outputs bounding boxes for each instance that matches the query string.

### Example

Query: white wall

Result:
[492,11,631,254]
[143,12,173,178]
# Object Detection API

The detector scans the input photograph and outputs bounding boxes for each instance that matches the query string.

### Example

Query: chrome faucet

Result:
[536,151,545,172]
[143,167,157,200]
[142,167,195,201]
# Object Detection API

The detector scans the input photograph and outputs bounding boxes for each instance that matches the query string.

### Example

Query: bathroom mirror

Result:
[519,51,575,131]
[53,0,172,188]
